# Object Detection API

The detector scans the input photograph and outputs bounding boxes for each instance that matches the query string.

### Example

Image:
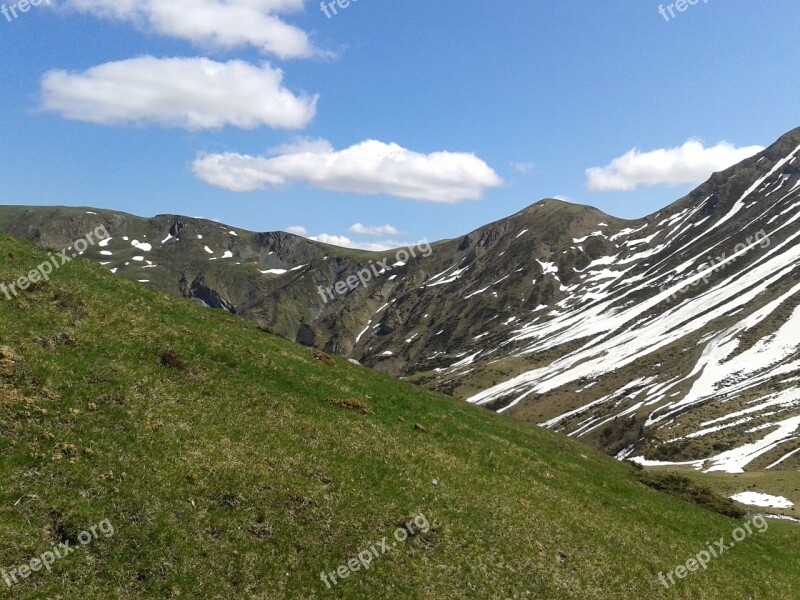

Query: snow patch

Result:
[730,492,794,509]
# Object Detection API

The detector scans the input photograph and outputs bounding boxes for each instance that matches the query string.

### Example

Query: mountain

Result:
[1,231,798,599]
[3,127,800,479]
[457,128,800,472]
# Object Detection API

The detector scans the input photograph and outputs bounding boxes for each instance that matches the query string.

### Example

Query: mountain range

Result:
[3,126,800,481]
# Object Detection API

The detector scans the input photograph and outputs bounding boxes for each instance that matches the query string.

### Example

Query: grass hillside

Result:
[0,233,798,599]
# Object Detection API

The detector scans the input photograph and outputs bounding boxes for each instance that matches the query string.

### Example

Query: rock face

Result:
[296,324,316,347]
[186,275,237,314]
[3,126,800,472]
[169,220,185,239]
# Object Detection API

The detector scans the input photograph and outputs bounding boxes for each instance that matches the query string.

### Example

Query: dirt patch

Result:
[314,351,335,366]
[329,398,373,415]
[160,350,187,370]
[0,345,19,378]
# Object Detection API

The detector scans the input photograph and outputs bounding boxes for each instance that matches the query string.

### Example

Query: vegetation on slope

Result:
[0,233,798,599]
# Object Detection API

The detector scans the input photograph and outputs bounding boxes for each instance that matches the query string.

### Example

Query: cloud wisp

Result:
[511,162,535,174]
[310,234,410,252]
[285,225,309,235]
[348,223,401,236]
[284,229,409,251]
[586,139,764,192]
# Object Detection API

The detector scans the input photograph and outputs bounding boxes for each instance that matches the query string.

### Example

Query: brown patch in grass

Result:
[48,510,81,546]
[0,346,19,361]
[0,360,14,379]
[51,290,87,317]
[91,392,125,407]
[247,523,274,539]
[37,332,77,348]
[313,351,335,366]
[329,398,373,415]
[395,515,438,555]
[160,350,187,370]
[0,385,26,407]
[0,346,18,379]
[213,492,245,510]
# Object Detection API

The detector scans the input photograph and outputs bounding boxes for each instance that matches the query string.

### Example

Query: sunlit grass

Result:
[1,233,798,599]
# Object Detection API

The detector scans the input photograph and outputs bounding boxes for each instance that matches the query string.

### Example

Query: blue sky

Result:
[1,0,798,250]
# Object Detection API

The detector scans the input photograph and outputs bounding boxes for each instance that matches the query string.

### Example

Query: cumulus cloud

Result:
[348,223,401,236]
[61,0,316,59]
[193,138,503,202]
[285,225,308,235]
[311,233,356,247]
[40,57,318,130]
[586,139,764,192]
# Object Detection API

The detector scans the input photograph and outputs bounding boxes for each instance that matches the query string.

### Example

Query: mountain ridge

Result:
[3,126,800,477]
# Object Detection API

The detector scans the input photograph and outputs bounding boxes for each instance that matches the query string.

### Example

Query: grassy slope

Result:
[0,233,798,600]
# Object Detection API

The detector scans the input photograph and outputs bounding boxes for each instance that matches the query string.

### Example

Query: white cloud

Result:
[310,234,405,252]
[348,223,401,236]
[61,0,316,59]
[311,233,356,247]
[586,139,764,192]
[511,162,535,174]
[285,225,308,235]
[40,57,318,130]
[193,138,503,202]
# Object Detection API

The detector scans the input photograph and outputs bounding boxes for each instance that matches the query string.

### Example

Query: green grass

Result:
[0,233,798,599]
